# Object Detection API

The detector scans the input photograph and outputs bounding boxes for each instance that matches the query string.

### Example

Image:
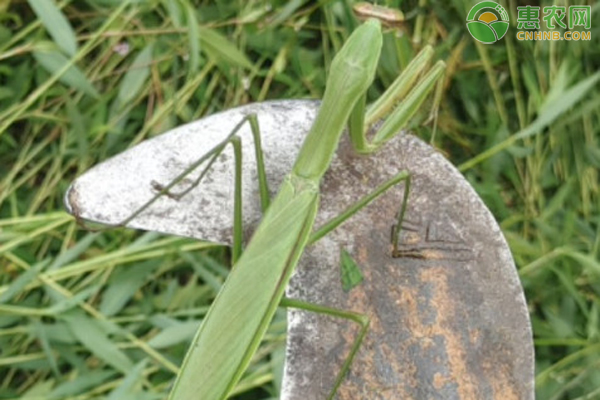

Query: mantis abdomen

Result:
[169,175,318,399]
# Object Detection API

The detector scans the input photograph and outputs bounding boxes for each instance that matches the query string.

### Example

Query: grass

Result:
[0,0,599,399]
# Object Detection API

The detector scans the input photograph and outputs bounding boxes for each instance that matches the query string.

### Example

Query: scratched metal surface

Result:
[284,133,534,400]
[65,100,534,399]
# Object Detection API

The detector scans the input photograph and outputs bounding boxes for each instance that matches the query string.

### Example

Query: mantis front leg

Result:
[349,47,445,154]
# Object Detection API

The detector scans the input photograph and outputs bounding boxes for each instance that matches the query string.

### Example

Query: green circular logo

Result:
[466,1,510,44]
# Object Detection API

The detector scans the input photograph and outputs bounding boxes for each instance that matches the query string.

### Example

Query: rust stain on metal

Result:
[66,183,86,226]
[417,267,479,399]
[283,132,534,399]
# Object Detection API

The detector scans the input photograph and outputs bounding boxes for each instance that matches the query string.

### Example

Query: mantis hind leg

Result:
[122,114,273,264]
[280,297,370,400]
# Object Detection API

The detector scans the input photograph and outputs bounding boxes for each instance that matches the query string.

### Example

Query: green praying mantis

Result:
[154,10,445,400]
[71,5,445,399]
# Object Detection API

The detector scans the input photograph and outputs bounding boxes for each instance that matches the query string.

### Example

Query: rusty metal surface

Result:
[64,100,534,399]
[283,133,534,400]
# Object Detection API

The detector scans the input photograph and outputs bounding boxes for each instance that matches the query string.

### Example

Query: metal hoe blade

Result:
[65,100,534,399]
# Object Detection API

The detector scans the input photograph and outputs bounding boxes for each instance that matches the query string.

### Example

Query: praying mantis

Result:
[68,5,446,400]
[159,12,444,400]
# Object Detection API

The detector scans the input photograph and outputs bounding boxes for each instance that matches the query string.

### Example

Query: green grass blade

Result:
[62,311,134,374]
[459,71,600,171]
[198,26,254,70]
[27,0,78,56]
[33,47,99,98]
[117,44,154,106]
